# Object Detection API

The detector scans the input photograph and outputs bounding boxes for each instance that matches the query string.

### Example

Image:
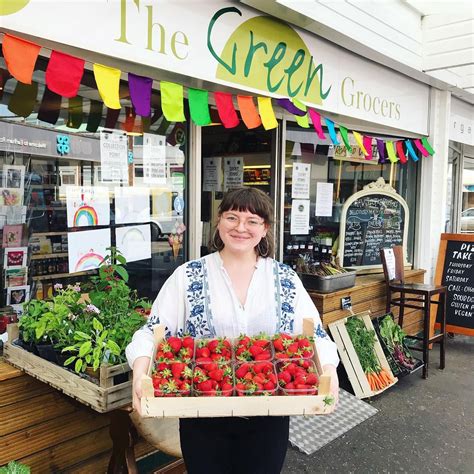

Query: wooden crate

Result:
[328,311,397,399]
[141,319,336,418]
[4,330,132,413]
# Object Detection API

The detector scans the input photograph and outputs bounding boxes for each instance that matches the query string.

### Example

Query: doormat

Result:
[289,389,378,455]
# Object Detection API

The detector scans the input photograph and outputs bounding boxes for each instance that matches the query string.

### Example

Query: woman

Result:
[126,187,339,474]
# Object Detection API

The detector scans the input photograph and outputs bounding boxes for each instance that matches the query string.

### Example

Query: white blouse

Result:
[126,252,339,368]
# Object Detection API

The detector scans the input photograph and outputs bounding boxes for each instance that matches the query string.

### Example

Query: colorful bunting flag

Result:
[308,109,326,139]
[68,96,83,129]
[37,87,61,125]
[257,97,278,130]
[414,138,430,157]
[237,96,261,129]
[386,141,398,163]
[325,118,340,145]
[105,107,120,129]
[276,98,306,116]
[352,131,368,156]
[188,88,211,126]
[376,139,386,163]
[214,92,240,128]
[46,51,84,98]
[395,140,408,164]
[160,81,185,122]
[405,140,419,162]
[128,73,152,117]
[421,137,435,156]
[293,99,309,128]
[3,34,41,85]
[339,125,352,153]
[8,81,38,117]
[94,63,122,109]
[363,136,373,160]
[86,100,103,132]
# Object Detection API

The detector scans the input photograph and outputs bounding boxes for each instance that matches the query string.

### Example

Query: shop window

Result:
[282,123,419,271]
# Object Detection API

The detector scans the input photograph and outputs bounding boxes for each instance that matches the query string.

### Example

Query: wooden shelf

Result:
[32,270,95,281]
[31,232,67,237]
[31,252,68,260]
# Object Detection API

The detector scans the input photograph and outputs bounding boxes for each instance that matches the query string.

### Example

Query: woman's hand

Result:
[132,356,151,416]
[322,364,340,407]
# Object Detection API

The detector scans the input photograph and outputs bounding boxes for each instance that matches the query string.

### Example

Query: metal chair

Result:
[380,246,447,378]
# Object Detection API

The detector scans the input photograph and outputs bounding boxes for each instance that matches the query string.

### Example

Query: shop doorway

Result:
[200,124,278,256]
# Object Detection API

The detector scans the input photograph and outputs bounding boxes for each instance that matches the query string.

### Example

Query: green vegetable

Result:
[379,315,415,370]
[345,317,381,374]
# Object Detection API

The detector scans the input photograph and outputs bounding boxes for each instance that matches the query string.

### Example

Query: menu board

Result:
[338,179,409,268]
[434,234,474,336]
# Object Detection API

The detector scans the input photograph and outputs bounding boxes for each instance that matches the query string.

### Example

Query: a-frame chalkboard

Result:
[433,233,474,337]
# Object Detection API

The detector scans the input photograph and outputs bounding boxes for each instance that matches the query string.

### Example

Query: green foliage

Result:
[345,317,381,374]
[0,461,30,474]
[18,247,150,374]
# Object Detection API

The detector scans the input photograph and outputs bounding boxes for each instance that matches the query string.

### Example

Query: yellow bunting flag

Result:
[292,99,309,128]
[257,97,278,130]
[93,64,121,110]
[161,81,185,122]
[386,141,399,163]
[352,131,368,156]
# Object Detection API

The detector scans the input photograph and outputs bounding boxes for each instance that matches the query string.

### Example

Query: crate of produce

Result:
[140,319,336,418]
[328,311,397,399]
[4,327,132,413]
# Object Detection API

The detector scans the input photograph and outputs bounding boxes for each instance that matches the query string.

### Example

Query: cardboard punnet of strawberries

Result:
[140,318,336,418]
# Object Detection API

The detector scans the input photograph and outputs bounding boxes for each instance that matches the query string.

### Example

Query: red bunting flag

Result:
[214,92,239,128]
[2,34,41,85]
[308,108,326,139]
[395,140,408,164]
[46,51,85,98]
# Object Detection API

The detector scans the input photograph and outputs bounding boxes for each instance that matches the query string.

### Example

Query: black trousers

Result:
[179,416,289,474]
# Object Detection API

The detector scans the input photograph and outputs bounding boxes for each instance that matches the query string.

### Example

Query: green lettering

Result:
[284,49,305,97]
[305,56,331,100]
[115,0,140,44]
[207,7,242,75]
[244,31,268,78]
[263,42,286,92]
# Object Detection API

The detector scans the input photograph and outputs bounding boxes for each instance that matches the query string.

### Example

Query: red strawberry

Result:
[208,369,224,381]
[167,337,182,353]
[249,345,264,357]
[171,362,186,379]
[198,380,213,392]
[182,336,194,349]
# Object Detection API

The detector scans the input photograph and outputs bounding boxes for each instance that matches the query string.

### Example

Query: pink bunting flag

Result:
[214,92,239,128]
[308,108,326,139]
[363,136,373,160]
[414,139,430,157]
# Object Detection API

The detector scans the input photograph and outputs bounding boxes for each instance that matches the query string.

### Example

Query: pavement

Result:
[283,335,474,473]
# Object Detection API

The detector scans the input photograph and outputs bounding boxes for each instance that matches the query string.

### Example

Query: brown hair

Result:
[209,187,275,257]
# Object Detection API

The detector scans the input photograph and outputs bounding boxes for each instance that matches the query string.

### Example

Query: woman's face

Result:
[217,209,268,255]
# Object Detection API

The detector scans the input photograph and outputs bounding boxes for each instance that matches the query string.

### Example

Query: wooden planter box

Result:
[140,319,336,418]
[4,325,132,413]
[328,311,398,399]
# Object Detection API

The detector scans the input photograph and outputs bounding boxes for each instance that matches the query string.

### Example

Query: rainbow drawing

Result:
[73,205,98,227]
[74,252,105,272]
[121,227,146,244]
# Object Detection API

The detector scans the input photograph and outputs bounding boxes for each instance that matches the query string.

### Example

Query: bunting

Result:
[86,100,103,133]
[8,81,38,117]
[376,139,386,163]
[105,107,120,129]
[237,96,261,129]
[325,118,340,145]
[277,98,306,116]
[3,34,41,85]
[395,140,408,164]
[308,109,326,139]
[293,99,309,128]
[386,141,398,163]
[161,81,185,122]
[37,87,61,125]
[68,96,83,129]
[93,64,121,109]
[338,125,353,153]
[257,97,278,130]
[46,51,84,98]
[214,92,240,128]
[414,138,429,157]
[363,136,373,160]
[352,131,368,156]
[188,88,211,126]
[128,73,152,117]
[421,137,435,156]
[405,140,419,162]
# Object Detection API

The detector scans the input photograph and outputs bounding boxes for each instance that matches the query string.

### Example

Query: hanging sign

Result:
[100,131,128,183]
[291,163,311,199]
[315,182,334,217]
[203,157,223,192]
[224,157,243,190]
[143,133,166,184]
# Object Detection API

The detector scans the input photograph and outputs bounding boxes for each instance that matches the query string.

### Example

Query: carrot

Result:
[378,371,390,386]
[381,369,394,383]
[366,373,375,390]
[372,373,381,390]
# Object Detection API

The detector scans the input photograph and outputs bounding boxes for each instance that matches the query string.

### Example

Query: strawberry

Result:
[208,369,224,381]
[182,336,194,350]
[193,361,234,396]
[171,362,186,379]
[235,361,277,396]
[152,361,193,397]
[156,336,195,362]
[276,359,319,395]
[235,334,272,361]
[272,333,315,360]
[167,336,182,353]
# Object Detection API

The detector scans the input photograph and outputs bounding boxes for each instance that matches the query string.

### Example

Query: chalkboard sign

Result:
[338,178,409,269]
[434,233,474,336]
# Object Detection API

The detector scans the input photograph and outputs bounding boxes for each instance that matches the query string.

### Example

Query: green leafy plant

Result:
[0,461,30,474]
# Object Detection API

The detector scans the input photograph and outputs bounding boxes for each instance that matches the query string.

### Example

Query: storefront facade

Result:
[0,0,447,307]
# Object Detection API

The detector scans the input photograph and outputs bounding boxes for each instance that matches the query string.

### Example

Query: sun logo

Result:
[0,0,31,16]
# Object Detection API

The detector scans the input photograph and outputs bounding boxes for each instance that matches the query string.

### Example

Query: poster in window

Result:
[114,187,150,224]
[2,165,25,190]
[100,131,129,183]
[67,228,111,273]
[224,157,243,190]
[291,163,311,199]
[290,199,310,235]
[203,157,223,192]
[66,186,110,228]
[115,224,151,263]
[143,133,167,184]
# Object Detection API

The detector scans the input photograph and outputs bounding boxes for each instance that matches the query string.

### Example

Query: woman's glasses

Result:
[222,214,265,230]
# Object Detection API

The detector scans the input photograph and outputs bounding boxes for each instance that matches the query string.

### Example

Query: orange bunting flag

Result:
[237,95,261,129]
[257,97,278,130]
[46,51,85,98]
[3,34,41,85]
[214,92,240,128]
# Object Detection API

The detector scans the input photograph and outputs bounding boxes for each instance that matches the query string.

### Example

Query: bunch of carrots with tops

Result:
[345,317,396,392]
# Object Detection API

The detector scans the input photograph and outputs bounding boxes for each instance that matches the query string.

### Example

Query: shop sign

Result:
[333,144,379,164]
[3,1,429,134]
